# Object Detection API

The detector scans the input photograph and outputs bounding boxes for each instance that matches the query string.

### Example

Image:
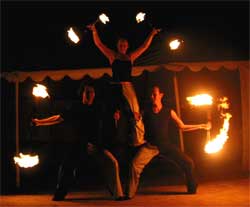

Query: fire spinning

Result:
[169,39,182,50]
[136,12,146,23]
[32,84,49,98]
[68,13,110,43]
[14,153,39,168]
[67,27,80,44]
[13,83,50,168]
[186,94,232,154]
[205,97,232,154]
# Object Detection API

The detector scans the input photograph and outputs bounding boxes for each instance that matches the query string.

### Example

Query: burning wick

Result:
[67,27,80,44]
[169,39,182,50]
[14,153,39,168]
[186,94,213,106]
[204,97,232,154]
[98,13,110,24]
[136,12,146,23]
[32,84,49,98]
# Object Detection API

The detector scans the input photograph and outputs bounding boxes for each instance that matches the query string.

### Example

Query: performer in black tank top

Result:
[126,85,211,199]
[111,59,132,82]
[87,25,160,148]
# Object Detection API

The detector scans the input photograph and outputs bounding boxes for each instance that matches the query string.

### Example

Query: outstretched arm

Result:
[170,109,211,131]
[130,28,161,62]
[87,24,115,64]
[32,115,64,126]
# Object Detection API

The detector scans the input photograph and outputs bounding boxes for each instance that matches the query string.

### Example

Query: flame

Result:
[136,12,146,23]
[186,94,213,106]
[32,84,49,98]
[67,27,80,44]
[99,13,110,24]
[218,97,229,110]
[169,39,181,50]
[205,113,232,153]
[14,153,39,168]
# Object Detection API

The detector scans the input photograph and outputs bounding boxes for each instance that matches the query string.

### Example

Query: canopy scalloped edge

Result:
[1,61,249,83]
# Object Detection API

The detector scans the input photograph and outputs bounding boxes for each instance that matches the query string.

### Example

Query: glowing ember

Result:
[32,84,49,98]
[99,13,110,24]
[218,97,229,110]
[67,27,80,44]
[186,94,213,106]
[14,153,39,168]
[205,113,232,153]
[169,39,181,50]
[136,12,146,23]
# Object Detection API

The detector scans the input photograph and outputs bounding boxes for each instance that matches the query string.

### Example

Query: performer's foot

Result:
[115,196,130,201]
[52,191,66,201]
[187,182,198,194]
[52,195,65,201]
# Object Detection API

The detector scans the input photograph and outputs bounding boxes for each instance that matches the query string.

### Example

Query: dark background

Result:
[2,1,249,72]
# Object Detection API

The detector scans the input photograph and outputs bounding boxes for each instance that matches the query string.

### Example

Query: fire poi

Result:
[32,84,50,98]
[14,153,39,168]
[186,94,232,154]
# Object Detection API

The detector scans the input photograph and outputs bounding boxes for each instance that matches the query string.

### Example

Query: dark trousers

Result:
[127,143,196,198]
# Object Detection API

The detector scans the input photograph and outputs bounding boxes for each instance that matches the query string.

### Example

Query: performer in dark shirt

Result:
[33,83,125,201]
[126,85,211,199]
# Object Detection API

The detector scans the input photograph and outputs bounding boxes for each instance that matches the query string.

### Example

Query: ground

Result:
[1,176,249,207]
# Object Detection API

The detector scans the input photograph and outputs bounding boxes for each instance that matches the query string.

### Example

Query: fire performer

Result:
[32,82,125,201]
[87,23,160,147]
[126,85,211,199]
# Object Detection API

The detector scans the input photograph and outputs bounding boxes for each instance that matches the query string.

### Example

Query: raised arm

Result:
[130,28,161,62]
[170,109,211,132]
[87,24,115,64]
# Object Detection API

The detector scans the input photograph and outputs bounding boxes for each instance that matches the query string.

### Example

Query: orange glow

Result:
[186,94,213,106]
[32,84,49,98]
[99,13,110,24]
[169,39,181,50]
[205,96,232,154]
[136,12,146,23]
[67,27,80,44]
[14,153,39,168]
[205,113,232,153]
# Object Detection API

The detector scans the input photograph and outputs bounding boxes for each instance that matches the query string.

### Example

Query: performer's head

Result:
[82,84,95,105]
[151,85,164,105]
[116,38,129,54]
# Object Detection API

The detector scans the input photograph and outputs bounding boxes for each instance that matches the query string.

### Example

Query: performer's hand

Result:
[134,112,141,121]
[87,24,96,32]
[152,27,161,36]
[113,110,121,121]
[87,142,97,155]
[203,122,212,130]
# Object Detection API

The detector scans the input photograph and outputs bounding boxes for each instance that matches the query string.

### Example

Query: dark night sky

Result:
[2,1,249,72]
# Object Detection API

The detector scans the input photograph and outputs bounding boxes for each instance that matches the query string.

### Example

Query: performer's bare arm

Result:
[87,24,115,64]
[32,115,64,126]
[170,109,211,131]
[130,28,161,62]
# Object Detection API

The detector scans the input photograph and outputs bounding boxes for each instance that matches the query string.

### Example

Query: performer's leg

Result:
[162,145,197,194]
[100,149,124,200]
[121,83,145,146]
[52,142,85,201]
[126,144,159,199]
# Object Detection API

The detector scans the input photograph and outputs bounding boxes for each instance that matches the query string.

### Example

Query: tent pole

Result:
[15,81,20,188]
[173,73,184,152]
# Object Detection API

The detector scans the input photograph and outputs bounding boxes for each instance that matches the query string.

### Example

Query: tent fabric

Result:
[2,61,249,83]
